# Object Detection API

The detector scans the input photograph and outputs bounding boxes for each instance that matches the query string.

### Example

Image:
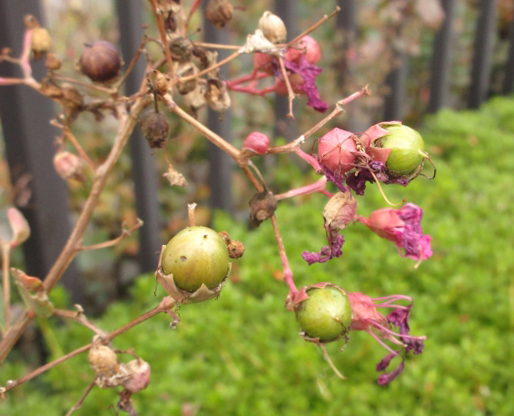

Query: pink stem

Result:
[228,84,274,96]
[270,215,297,294]
[0,78,27,85]
[294,148,322,171]
[372,322,426,341]
[226,71,269,87]
[365,329,398,355]
[275,176,327,201]
[20,29,32,78]
[371,295,413,303]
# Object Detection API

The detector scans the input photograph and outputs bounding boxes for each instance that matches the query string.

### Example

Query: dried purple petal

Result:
[302,232,344,265]
[273,55,328,113]
[377,360,405,385]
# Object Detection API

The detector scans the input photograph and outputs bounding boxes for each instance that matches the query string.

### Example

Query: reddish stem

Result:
[270,215,297,294]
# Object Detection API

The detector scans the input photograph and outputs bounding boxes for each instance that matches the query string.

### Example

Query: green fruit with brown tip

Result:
[296,286,353,342]
[161,226,229,292]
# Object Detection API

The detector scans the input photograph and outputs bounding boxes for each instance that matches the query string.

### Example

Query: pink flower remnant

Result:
[357,203,432,262]
[348,292,426,385]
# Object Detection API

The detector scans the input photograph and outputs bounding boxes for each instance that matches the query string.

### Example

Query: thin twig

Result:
[286,7,341,47]
[2,242,11,331]
[179,51,242,82]
[117,36,147,91]
[277,56,295,119]
[51,74,116,94]
[79,219,143,251]
[51,121,96,172]
[194,42,241,51]
[53,308,107,336]
[187,203,197,226]
[148,0,175,76]
[65,379,96,416]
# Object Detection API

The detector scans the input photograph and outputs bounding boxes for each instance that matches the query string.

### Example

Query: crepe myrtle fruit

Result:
[379,125,427,177]
[295,286,353,342]
[161,226,230,293]
[78,41,122,84]
[138,110,170,149]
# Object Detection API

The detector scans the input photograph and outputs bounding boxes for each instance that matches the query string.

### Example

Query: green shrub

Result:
[4,97,514,415]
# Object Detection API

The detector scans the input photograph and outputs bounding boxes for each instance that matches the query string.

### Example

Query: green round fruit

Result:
[161,226,229,292]
[381,125,426,176]
[295,286,353,342]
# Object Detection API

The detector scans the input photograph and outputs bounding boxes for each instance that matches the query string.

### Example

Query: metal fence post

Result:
[0,0,83,302]
[503,16,514,95]
[468,0,497,109]
[115,0,162,271]
[428,0,456,113]
[384,53,408,121]
[203,3,233,213]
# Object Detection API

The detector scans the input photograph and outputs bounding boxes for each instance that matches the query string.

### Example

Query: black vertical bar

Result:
[384,54,408,120]
[0,1,83,302]
[274,0,299,141]
[336,0,357,33]
[203,5,233,212]
[468,0,497,109]
[115,0,162,271]
[428,0,456,113]
[503,16,514,95]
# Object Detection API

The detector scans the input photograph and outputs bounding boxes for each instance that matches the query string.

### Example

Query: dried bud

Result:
[139,110,170,149]
[206,0,234,29]
[53,151,84,181]
[152,70,171,95]
[182,83,207,116]
[6,208,30,248]
[78,41,122,84]
[218,231,245,259]
[258,11,287,44]
[24,15,52,59]
[205,79,231,113]
[60,84,84,119]
[122,359,151,393]
[88,343,120,378]
[242,132,269,155]
[249,190,277,227]
[157,0,181,14]
[169,35,194,63]
[45,53,62,71]
[175,63,198,95]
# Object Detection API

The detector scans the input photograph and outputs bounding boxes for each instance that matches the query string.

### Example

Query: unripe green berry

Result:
[295,287,353,342]
[161,226,229,292]
[381,125,426,176]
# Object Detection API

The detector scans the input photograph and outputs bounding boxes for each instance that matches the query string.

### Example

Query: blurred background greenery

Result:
[1,0,514,415]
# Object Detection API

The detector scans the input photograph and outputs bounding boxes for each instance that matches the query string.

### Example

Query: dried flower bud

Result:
[169,35,194,63]
[122,359,151,393]
[206,0,234,29]
[205,79,231,113]
[175,63,198,95]
[258,11,287,44]
[152,70,171,95]
[139,110,170,149]
[249,190,277,227]
[157,0,180,14]
[53,151,84,181]
[78,41,122,84]
[182,83,207,116]
[60,83,84,119]
[24,15,52,59]
[242,132,269,155]
[218,231,245,259]
[88,343,120,378]
[45,53,62,71]
[6,208,30,248]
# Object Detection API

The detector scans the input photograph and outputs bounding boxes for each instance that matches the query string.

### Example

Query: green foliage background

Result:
[2,97,514,415]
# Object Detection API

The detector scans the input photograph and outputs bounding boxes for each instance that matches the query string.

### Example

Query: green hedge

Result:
[3,97,514,415]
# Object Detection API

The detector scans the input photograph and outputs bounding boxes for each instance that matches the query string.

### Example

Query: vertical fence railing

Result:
[383,53,408,121]
[115,0,162,271]
[203,3,234,213]
[0,1,83,302]
[428,0,456,113]
[468,0,497,109]
[503,16,514,95]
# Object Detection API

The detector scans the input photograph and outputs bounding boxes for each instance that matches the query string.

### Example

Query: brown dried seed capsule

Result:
[79,41,122,84]
[45,53,62,71]
[169,35,194,63]
[206,0,234,29]
[249,190,277,227]
[139,110,169,149]
[205,79,231,113]
[88,343,120,378]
